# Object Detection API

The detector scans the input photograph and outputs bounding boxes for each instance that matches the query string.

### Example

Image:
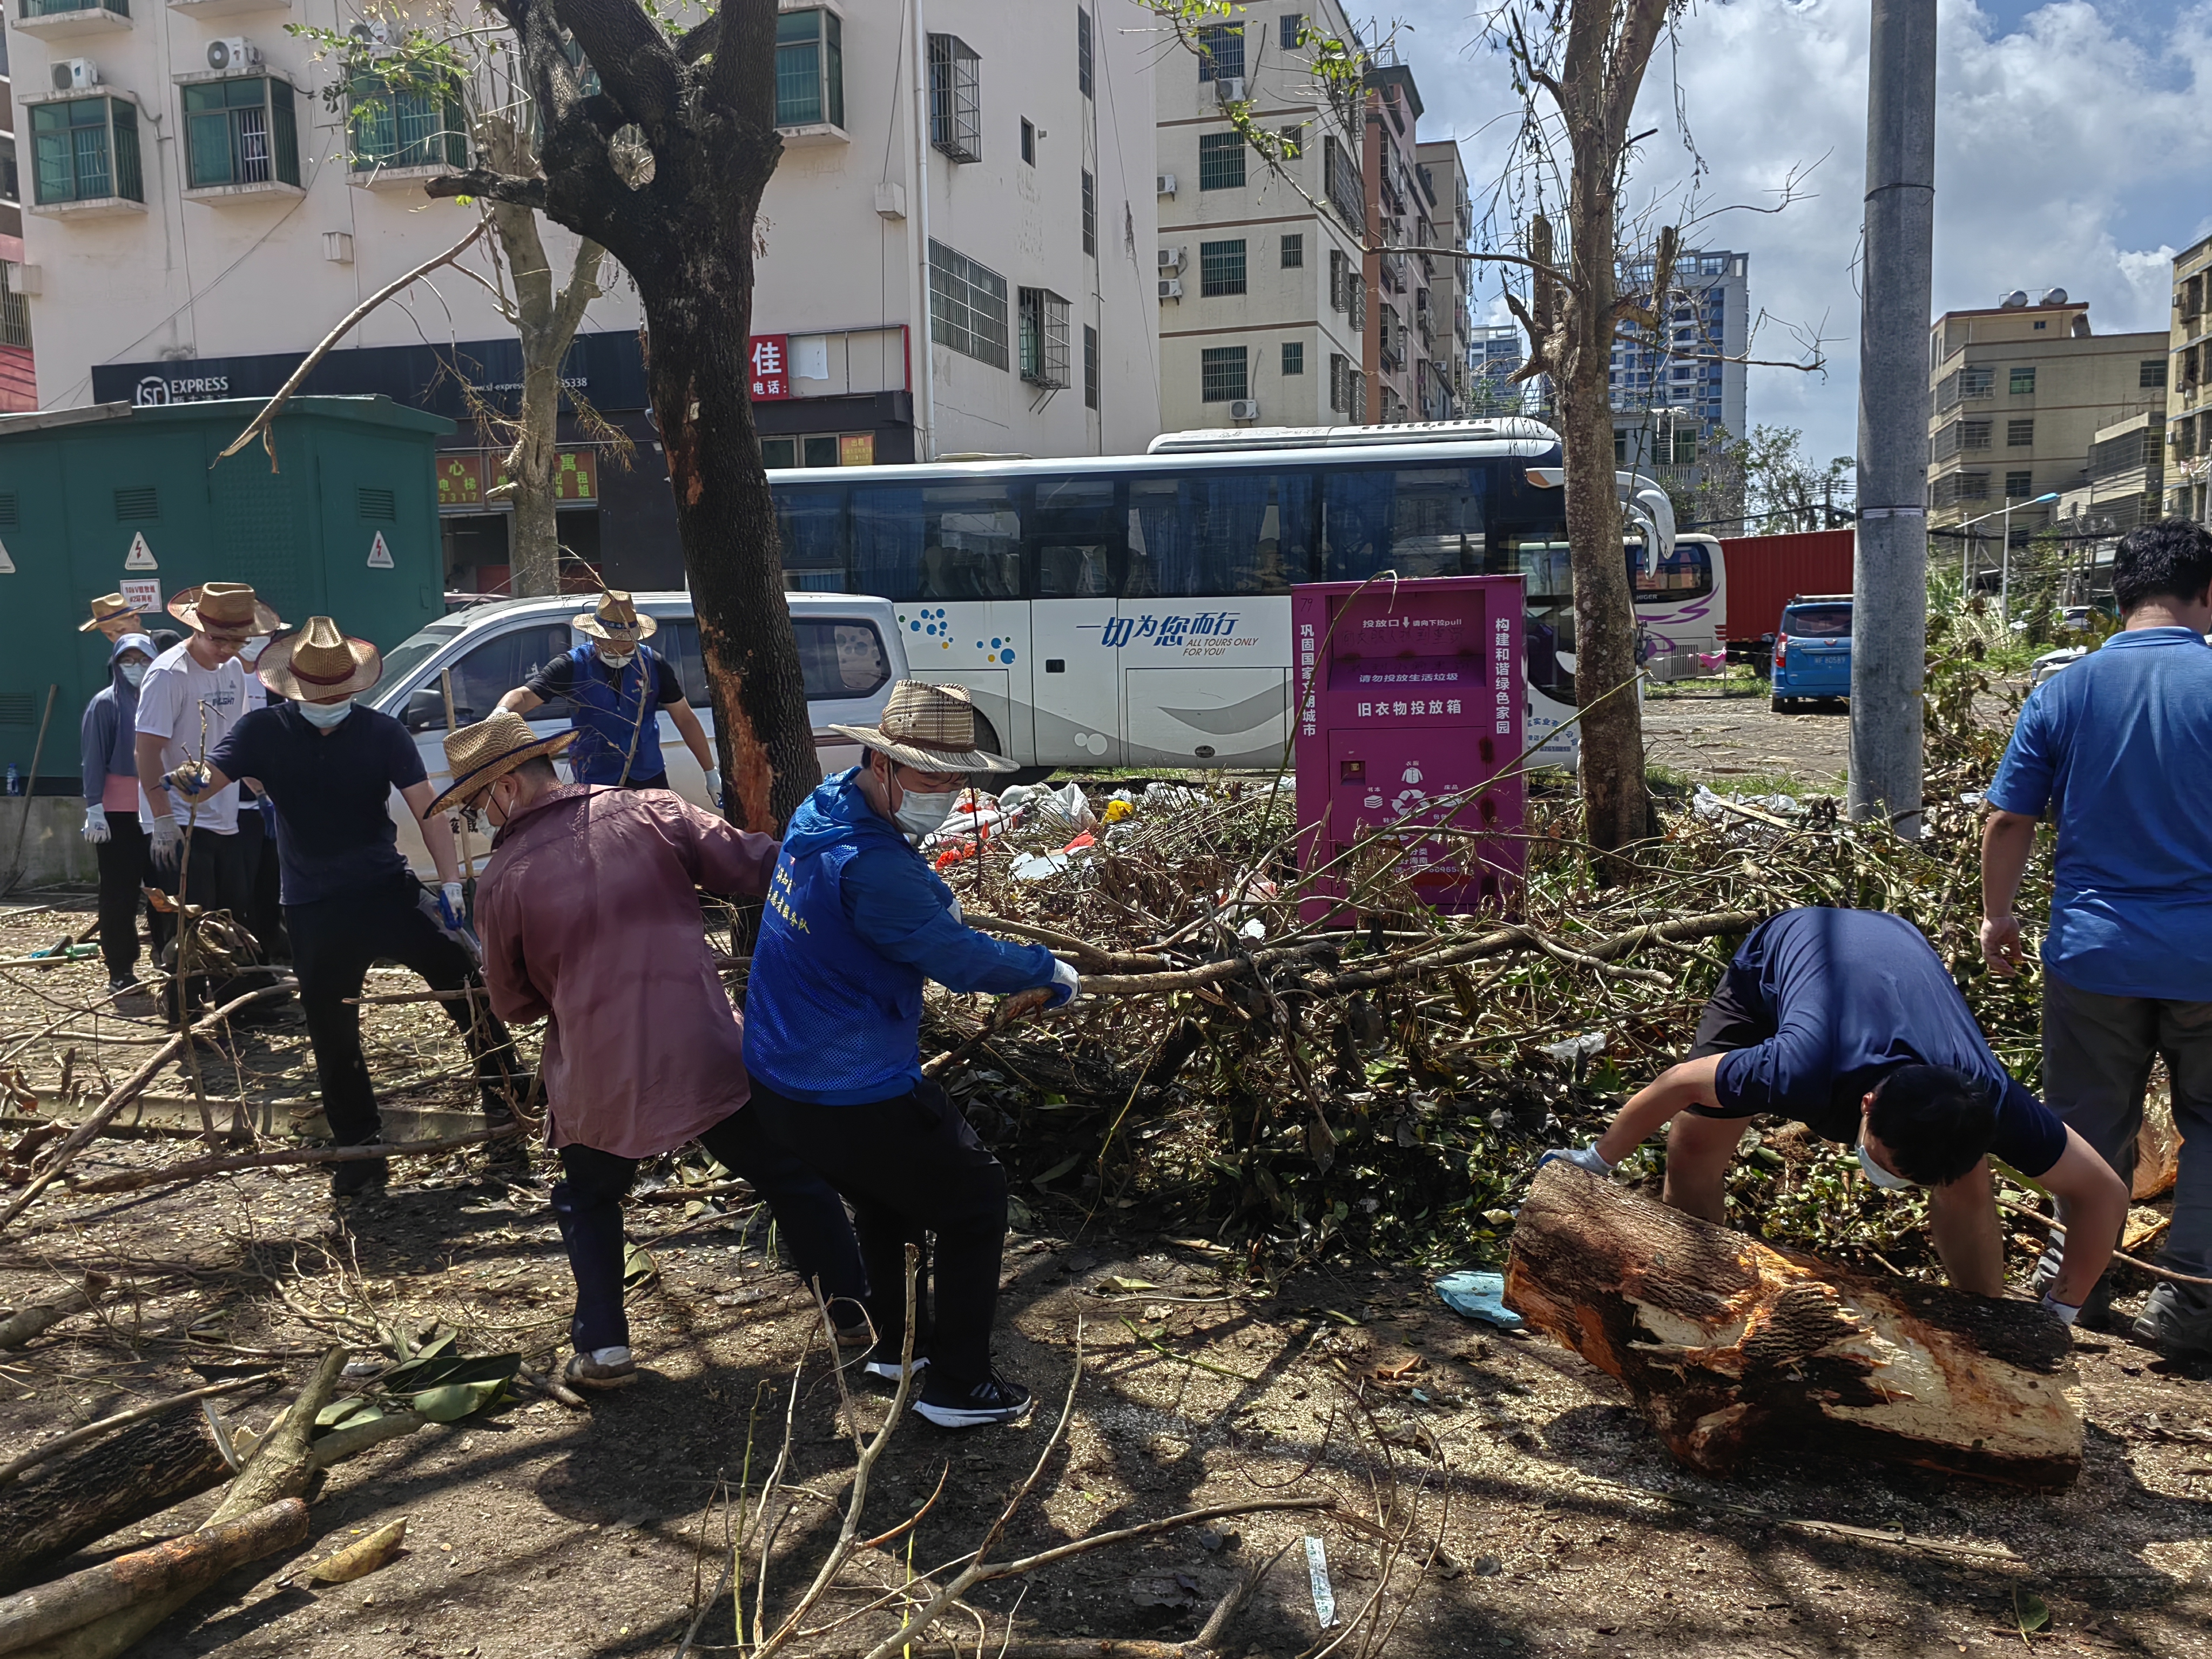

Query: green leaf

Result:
[411,1378,506,1424]
[381,1352,520,1396]
[1031,1152,1083,1191]
[2014,1589,2049,1635]
[316,1395,368,1428]
[623,1244,659,1288]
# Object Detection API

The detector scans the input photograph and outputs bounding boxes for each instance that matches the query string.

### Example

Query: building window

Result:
[1201,346,1248,402]
[1279,123,1304,158]
[2008,366,2035,396]
[2141,358,2169,390]
[1196,23,1245,81]
[1199,238,1246,296]
[1018,287,1070,387]
[2005,470,2034,498]
[0,137,17,207]
[1329,352,1348,412]
[1324,134,1361,226]
[1280,232,1303,269]
[1080,168,1095,255]
[1960,419,1991,449]
[1198,131,1245,191]
[1282,341,1304,376]
[1020,118,1035,166]
[31,97,143,205]
[2006,418,2033,447]
[775,9,844,129]
[1350,369,1367,422]
[0,267,28,350]
[184,78,301,189]
[349,69,466,172]
[1077,8,1093,98]
[927,35,982,163]
[1280,11,1303,50]
[1083,324,1099,410]
[1328,248,1347,311]
[1348,272,1365,332]
[928,238,1008,368]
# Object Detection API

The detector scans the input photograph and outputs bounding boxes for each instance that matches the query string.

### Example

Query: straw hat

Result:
[828,680,1015,775]
[79,593,143,634]
[256,616,383,702]
[168,582,284,639]
[574,590,658,644]
[427,710,577,814]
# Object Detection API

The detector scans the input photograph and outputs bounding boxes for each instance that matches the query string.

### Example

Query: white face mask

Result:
[597,649,635,671]
[894,790,957,842]
[1857,1136,1920,1191]
[297,698,354,730]
[118,662,147,688]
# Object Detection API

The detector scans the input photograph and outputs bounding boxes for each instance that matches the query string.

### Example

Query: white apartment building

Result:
[1412,135,1469,417]
[1153,3,1366,432]
[3,0,1157,590]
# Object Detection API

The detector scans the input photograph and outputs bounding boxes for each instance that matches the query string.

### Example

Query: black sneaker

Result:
[913,1368,1031,1428]
[2132,1285,2212,1358]
[331,1156,389,1199]
[107,972,140,994]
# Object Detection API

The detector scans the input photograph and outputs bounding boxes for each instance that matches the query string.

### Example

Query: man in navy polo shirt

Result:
[1982,518,2212,1355]
[1542,907,2128,1320]
[496,590,717,794]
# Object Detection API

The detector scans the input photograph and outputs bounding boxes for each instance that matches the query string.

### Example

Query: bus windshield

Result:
[1629,538,1715,601]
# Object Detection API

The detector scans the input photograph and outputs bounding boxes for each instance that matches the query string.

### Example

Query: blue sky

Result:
[1381,0,2212,464]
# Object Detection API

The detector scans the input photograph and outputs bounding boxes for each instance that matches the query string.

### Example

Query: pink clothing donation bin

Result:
[1291,576,1527,920]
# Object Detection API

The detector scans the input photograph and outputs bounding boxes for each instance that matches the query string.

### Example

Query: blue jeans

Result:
[551,1106,865,1354]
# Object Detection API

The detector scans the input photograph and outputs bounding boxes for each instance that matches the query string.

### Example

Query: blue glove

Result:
[1435,1271,1525,1331]
[1536,1144,1614,1177]
[1043,958,1081,1009]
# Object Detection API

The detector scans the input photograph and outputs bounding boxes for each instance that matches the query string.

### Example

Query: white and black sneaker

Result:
[855,1341,930,1385]
[913,1368,1032,1428]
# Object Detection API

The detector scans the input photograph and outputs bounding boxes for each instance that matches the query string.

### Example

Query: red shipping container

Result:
[1719,529,1854,647]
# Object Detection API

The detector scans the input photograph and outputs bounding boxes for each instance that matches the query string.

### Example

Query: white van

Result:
[365,591,908,875]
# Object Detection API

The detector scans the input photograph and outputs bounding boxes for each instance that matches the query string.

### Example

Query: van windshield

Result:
[1781,604,1851,639]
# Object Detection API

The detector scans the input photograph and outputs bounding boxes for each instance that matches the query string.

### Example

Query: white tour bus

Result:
[1632,531,1727,679]
[771,418,1701,767]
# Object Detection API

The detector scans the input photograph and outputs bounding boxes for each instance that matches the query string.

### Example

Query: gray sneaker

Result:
[2131,1284,2212,1358]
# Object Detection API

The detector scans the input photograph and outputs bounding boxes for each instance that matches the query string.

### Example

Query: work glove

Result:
[1536,1143,1615,1178]
[2039,1292,2081,1327]
[148,815,182,870]
[1043,957,1081,1010]
[164,762,213,799]
[437,881,468,932]
[81,805,110,845]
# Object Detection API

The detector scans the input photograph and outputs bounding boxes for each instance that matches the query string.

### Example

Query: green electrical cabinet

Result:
[0,395,453,787]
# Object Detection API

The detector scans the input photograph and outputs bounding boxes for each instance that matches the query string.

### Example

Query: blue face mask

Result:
[297,698,354,730]
[1857,1136,1920,1191]
[118,662,147,688]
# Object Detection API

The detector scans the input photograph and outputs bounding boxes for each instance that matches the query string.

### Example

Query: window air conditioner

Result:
[1157,247,1185,271]
[206,38,262,72]
[1228,399,1260,422]
[1214,76,1245,102]
[1158,278,1183,301]
[52,58,100,93]
[1156,173,1176,197]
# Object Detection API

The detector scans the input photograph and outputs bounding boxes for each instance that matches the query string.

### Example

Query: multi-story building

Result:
[1609,247,1745,432]
[2164,234,2212,521]
[0,24,29,411]
[1412,136,1469,417]
[1466,323,1523,415]
[6,0,1156,591]
[1926,293,2166,541]
[1360,60,1429,425]
[1152,2,1367,431]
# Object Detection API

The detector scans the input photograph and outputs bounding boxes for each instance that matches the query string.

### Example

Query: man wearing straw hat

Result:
[168,618,526,1197]
[495,589,716,794]
[744,681,1080,1429]
[132,582,288,1027]
[80,593,145,645]
[439,710,864,1391]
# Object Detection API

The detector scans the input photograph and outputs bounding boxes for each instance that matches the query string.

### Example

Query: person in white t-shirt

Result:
[132,583,287,1027]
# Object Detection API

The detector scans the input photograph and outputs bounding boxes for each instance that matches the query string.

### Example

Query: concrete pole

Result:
[1849,0,1938,837]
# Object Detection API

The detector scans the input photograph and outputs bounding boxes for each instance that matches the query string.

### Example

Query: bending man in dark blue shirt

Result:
[1543,907,2127,1321]
[744,682,1076,1430]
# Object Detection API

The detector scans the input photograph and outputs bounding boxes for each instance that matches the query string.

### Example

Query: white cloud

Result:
[1390,0,2212,463]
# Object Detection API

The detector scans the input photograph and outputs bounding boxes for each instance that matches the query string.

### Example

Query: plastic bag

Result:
[1435,1270,1524,1331]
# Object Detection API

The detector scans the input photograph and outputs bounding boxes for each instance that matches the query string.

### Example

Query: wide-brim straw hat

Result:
[574,589,658,644]
[168,582,284,639]
[79,592,143,633]
[829,680,1016,774]
[427,709,578,815]
[256,616,383,702]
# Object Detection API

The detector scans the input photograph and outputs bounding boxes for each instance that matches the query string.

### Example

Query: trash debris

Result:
[1434,1271,1525,1331]
[1304,1534,1337,1627]
[1538,1032,1607,1067]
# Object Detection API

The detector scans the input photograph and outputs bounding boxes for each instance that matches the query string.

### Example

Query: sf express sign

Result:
[133,373,233,407]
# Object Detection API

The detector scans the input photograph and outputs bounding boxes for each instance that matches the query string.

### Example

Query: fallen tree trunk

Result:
[0,1499,306,1657]
[64,1126,522,1196]
[0,1408,233,1591]
[1505,1163,2082,1489]
[0,1278,110,1352]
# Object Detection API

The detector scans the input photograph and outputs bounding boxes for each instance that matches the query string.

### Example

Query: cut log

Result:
[0,1406,232,1591]
[1505,1164,2082,1489]
[0,1278,111,1351]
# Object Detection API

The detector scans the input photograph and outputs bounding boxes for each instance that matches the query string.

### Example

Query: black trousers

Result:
[153,826,272,1020]
[287,873,521,1145]
[551,1109,866,1354]
[237,811,291,965]
[748,1077,1010,1387]
[93,817,169,980]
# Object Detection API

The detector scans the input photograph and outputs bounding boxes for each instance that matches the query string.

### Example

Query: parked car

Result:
[366,592,907,877]
[2028,645,2088,688]
[1769,595,1852,712]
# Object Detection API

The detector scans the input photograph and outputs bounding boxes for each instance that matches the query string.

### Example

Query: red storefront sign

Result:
[748,334,792,400]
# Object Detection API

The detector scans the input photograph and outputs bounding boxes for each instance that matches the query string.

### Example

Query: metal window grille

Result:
[1329,353,1348,412]
[1281,341,1304,376]
[0,272,26,352]
[1960,365,1994,398]
[2006,419,2034,447]
[1200,346,1249,402]
[350,72,468,171]
[1324,136,1361,226]
[1280,11,1302,50]
[1081,169,1096,255]
[1960,419,1991,450]
[2141,358,2169,390]
[1198,239,1246,297]
[1348,272,1365,332]
[1198,131,1244,191]
[31,97,141,205]
[2008,366,2035,395]
[1077,8,1093,97]
[1350,369,1367,422]
[1280,233,1303,269]
[928,35,982,163]
[774,9,844,129]
[1083,325,1100,410]
[1196,23,1245,80]
[1328,249,1345,310]
[1019,288,1070,387]
[928,238,1009,368]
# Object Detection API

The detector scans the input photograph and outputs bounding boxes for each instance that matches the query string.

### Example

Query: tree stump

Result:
[0,1407,231,1591]
[1505,1163,2082,1488]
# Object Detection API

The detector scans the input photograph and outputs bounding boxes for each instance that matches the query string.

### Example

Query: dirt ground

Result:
[1641,688,1852,793]
[0,857,2204,1659]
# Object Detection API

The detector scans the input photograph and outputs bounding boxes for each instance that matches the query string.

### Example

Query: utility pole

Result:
[1849,0,1937,838]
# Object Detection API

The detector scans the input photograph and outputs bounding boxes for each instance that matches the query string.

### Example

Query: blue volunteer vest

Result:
[563,642,667,785]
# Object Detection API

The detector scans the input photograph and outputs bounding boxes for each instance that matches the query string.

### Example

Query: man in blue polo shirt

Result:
[1542,907,2127,1319]
[1982,517,2212,1355]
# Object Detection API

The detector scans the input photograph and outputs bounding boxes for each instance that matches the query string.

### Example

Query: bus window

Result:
[1030,478,1120,597]
[1500,536,1575,702]
[849,483,1021,601]
[1130,469,1309,596]
[778,487,848,592]
[852,484,923,600]
[1321,466,1483,582]
[1630,538,1714,601]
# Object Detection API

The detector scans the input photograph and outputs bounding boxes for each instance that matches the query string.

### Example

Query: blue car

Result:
[1770,595,1852,712]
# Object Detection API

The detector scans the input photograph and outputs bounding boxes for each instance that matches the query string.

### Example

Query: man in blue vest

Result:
[744,682,1078,1430]
[497,590,716,793]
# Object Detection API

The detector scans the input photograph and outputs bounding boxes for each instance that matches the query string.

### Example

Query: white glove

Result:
[2039,1292,2081,1327]
[1537,1143,1615,1177]
[82,805,110,845]
[947,893,964,923]
[437,881,467,931]
[148,815,182,869]
[1044,957,1081,1009]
